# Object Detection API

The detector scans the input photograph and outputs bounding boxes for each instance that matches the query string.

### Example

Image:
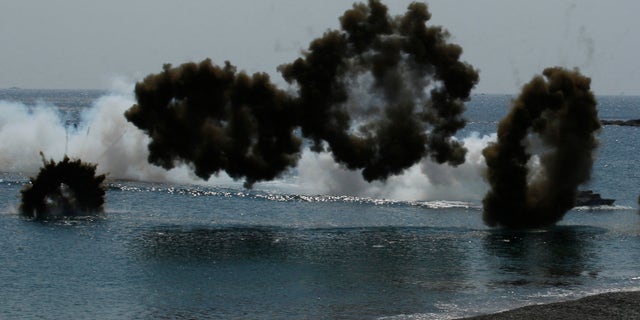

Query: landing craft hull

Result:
[576,199,615,206]
[575,190,615,207]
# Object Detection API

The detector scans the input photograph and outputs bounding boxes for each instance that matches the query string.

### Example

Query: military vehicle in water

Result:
[575,190,615,207]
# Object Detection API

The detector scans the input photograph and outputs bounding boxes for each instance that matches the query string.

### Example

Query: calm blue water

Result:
[1,89,640,319]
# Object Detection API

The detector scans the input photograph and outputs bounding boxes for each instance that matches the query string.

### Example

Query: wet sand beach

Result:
[460,291,640,320]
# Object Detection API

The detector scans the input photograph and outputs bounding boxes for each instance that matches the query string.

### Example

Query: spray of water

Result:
[0,86,493,202]
[124,0,479,188]
[295,133,493,201]
[0,88,199,184]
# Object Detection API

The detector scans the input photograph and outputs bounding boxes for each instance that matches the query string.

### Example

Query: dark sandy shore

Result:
[459,291,640,320]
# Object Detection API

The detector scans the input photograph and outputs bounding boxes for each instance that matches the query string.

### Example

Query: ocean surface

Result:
[1,89,640,319]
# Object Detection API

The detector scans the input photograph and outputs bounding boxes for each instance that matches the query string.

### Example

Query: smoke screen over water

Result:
[5,1,601,228]
[124,0,479,188]
[482,67,601,228]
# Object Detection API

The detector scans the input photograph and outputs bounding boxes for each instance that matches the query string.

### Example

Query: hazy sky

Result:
[1,0,638,94]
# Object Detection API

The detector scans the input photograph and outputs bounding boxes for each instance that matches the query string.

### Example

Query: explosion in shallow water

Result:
[124,0,478,188]
[279,1,478,181]
[20,153,106,219]
[482,67,601,228]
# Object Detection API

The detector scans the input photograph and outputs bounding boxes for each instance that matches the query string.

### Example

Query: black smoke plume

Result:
[125,61,301,188]
[482,67,601,228]
[279,0,478,181]
[125,0,478,187]
[20,153,106,219]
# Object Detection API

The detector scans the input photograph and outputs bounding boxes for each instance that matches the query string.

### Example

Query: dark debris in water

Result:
[20,153,106,220]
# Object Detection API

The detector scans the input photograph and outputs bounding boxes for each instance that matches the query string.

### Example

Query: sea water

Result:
[0,89,639,319]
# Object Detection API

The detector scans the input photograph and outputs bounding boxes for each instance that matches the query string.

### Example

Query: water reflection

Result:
[482,225,604,287]
[136,227,285,261]
[130,226,475,319]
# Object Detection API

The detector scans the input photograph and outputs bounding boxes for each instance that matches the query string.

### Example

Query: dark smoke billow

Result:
[482,67,601,228]
[279,1,478,181]
[20,154,106,219]
[125,0,478,187]
[125,61,301,188]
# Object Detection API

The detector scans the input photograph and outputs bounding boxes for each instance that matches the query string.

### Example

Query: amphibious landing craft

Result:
[576,190,615,207]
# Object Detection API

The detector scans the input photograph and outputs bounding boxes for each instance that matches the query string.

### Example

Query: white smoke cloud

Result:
[295,133,495,201]
[0,89,204,184]
[0,85,495,202]
[0,101,66,171]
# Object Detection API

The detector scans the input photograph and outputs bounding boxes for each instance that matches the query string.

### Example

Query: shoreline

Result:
[458,291,640,320]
